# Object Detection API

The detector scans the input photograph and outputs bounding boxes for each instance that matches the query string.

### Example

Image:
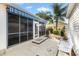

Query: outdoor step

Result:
[32,37,48,44]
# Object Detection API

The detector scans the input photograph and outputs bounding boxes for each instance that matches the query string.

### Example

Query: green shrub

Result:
[48,28,53,33]
[61,29,65,36]
[50,28,53,33]
[60,27,68,40]
[53,30,60,35]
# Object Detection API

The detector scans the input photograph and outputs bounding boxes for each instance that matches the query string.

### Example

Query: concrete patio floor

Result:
[3,38,60,56]
[3,37,69,56]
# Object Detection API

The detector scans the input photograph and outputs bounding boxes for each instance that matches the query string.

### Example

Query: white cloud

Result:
[37,7,50,12]
[26,6,32,9]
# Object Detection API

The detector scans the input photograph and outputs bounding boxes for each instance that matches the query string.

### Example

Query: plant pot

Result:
[63,35,68,40]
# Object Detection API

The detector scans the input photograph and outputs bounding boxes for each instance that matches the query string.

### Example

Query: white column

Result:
[38,22,39,38]
[33,20,35,39]
[0,4,7,50]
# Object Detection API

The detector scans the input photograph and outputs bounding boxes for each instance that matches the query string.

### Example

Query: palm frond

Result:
[61,12,66,17]
[60,17,64,21]
[60,6,67,13]
[53,3,60,16]
[53,3,68,29]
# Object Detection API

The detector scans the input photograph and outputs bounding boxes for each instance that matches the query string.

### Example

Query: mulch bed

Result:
[49,34,62,40]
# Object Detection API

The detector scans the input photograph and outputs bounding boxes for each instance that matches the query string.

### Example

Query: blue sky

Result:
[16,3,53,15]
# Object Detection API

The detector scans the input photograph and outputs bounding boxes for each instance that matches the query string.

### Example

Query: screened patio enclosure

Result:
[7,4,47,47]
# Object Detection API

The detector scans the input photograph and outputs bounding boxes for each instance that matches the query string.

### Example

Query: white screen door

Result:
[33,21,39,39]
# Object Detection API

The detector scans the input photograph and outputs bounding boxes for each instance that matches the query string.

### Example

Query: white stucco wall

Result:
[0,4,7,50]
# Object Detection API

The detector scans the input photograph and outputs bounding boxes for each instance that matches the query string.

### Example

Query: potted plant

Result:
[63,32,68,40]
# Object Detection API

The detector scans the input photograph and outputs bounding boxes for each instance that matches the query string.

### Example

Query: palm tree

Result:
[36,11,52,20]
[53,3,67,30]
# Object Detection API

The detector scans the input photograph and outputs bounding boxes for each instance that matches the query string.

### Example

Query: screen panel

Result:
[27,19,33,40]
[8,13,19,46]
[20,16,28,42]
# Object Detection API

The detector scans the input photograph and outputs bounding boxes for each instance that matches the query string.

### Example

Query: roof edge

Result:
[4,3,47,23]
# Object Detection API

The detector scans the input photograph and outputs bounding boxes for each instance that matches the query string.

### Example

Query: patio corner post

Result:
[0,4,7,54]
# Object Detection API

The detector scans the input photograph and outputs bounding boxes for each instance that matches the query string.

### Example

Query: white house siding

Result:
[66,4,76,18]
[68,4,79,55]
[0,4,7,51]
